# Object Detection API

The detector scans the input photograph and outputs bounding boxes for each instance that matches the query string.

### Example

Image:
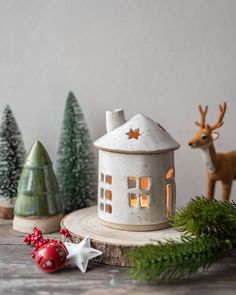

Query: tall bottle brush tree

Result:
[57,92,96,213]
[0,106,25,216]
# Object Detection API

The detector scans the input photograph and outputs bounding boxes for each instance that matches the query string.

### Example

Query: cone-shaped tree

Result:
[57,92,96,213]
[0,105,25,201]
[14,140,63,216]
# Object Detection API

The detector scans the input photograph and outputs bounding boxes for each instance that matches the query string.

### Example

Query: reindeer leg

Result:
[207,178,215,200]
[222,181,232,201]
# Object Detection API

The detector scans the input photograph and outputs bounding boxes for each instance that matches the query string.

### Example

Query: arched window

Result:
[166,168,175,179]
[165,168,175,217]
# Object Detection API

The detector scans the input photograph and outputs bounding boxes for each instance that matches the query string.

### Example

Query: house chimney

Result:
[106,109,125,133]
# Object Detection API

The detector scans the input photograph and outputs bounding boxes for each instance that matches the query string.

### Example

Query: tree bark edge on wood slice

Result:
[61,206,181,267]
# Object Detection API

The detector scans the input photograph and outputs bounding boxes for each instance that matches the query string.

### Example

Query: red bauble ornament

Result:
[34,240,68,273]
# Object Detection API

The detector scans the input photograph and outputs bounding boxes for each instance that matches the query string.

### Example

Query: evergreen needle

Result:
[128,197,236,282]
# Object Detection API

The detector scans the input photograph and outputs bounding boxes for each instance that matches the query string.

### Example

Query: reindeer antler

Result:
[209,102,227,130]
[195,105,208,128]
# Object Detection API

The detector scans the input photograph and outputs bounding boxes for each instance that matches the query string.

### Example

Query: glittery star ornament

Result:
[64,236,102,273]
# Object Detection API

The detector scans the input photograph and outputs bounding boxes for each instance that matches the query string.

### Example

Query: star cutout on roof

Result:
[126,128,142,140]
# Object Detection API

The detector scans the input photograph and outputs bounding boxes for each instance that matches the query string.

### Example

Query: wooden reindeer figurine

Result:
[188,102,236,201]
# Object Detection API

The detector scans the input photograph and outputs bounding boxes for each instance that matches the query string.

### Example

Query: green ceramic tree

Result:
[14,140,63,217]
[57,91,96,213]
[0,105,25,201]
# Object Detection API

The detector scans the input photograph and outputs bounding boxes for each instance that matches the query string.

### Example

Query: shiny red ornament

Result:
[34,240,68,273]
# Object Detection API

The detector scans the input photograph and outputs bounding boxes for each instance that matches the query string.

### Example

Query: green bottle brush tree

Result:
[57,92,96,213]
[128,197,236,282]
[0,105,25,219]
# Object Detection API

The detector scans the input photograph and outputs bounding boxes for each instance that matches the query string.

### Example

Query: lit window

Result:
[140,177,151,190]
[140,194,149,208]
[100,202,104,211]
[105,190,112,201]
[100,173,113,214]
[129,193,139,207]
[128,177,138,189]
[166,184,173,216]
[128,176,151,208]
[105,204,112,214]
[106,175,112,185]
[166,168,174,180]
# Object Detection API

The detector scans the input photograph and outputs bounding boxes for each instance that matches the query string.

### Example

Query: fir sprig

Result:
[129,235,231,282]
[128,197,236,282]
[170,196,236,242]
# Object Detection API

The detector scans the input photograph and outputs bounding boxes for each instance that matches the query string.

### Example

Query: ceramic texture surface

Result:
[14,141,63,217]
[94,112,180,153]
[94,110,179,231]
[97,150,175,228]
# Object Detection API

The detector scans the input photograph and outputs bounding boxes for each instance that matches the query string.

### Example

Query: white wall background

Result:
[0,0,236,206]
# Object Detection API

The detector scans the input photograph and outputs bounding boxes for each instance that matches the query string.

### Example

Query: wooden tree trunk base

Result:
[61,206,181,267]
[0,206,14,219]
[0,200,14,219]
[13,213,64,233]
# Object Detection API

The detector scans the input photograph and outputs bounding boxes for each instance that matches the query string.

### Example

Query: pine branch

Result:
[170,196,236,242]
[128,235,232,283]
[128,197,236,282]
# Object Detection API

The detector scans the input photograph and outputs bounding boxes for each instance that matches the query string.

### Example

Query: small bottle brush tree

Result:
[0,105,25,219]
[13,140,63,233]
[57,92,96,213]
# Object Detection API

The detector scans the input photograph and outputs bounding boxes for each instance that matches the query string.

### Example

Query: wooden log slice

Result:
[61,206,181,267]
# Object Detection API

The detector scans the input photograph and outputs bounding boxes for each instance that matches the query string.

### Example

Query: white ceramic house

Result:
[94,109,180,231]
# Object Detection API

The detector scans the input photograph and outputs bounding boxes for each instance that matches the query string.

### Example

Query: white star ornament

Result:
[64,236,102,273]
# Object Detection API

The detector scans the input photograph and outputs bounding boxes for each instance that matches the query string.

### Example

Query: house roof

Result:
[94,113,180,154]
